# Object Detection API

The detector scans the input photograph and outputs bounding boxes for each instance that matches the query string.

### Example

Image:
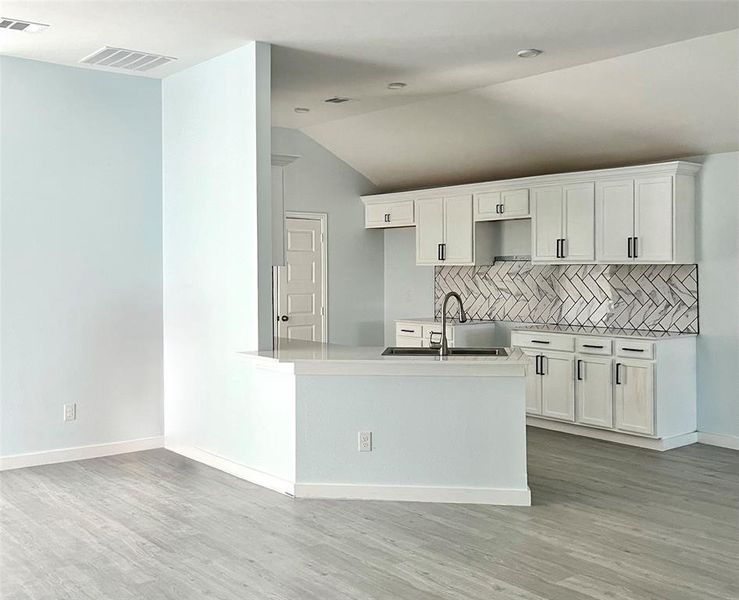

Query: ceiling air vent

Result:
[80,46,177,72]
[324,96,352,104]
[0,18,49,33]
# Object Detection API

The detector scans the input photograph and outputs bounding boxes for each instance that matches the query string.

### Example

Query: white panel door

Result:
[442,194,474,265]
[277,217,325,342]
[634,176,673,262]
[500,189,530,218]
[562,182,595,262]
[614,359,654,435]
[524,351,542,415]
[596,179,634,262]
[415,197,445,265]
[540,352,575,422]
[575,356,613,428]
[532,185,563,261]
[474,191,502,221]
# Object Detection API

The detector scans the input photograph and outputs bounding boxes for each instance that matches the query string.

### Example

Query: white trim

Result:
[361,161,701,203]
[294,483,531,506]
[697,432,739,451]
[166,444,295,497]
[527,417,698,451]
[278,211,329,343]
[0,436,164,471]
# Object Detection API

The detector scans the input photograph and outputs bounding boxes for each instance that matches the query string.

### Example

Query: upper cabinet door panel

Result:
[501,189,530,218]
[474,191,502,221]
[415,197,445,265]
[443,194,474,264]
[532,185,563,261]
[596,179,634,262]
[634,176,673,263]
[365,200,414,228]
[562,182,595,262]
[365,203,389,228]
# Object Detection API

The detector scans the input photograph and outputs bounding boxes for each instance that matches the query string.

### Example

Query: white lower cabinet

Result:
[614,358,654,435]
[540,352,575,421]
[575,355,613,428]
[513,329,696,447]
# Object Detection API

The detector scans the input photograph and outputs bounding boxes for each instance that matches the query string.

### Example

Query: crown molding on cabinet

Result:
[360,161,701,204]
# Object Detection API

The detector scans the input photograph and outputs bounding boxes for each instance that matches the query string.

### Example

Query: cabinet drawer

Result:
[422,324,453,342]
[615,339,654,360]
[511,331,574,352]
[365,200,414,228]
[576,337,612,356]
[396,335,424,348]
[395,322,422,338]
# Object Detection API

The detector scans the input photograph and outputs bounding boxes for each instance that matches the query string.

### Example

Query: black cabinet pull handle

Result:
[560,238,566,258]
[621,347,645,352]
[437,243,442,261]
[541,355,547,375]
[615,363,622,385]
[633,236,638,258]
[400,329,414,333]
[280,315,288,322]
[441,243,446,261]
[531,340,550,344]
[627,237,633,258]
[534,355,542,375]
[499,203,504,214]
[576,359,583,381]
[555,238,560,258]
[583,344,604,349]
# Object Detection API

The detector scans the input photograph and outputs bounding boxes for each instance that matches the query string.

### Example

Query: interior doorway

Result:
[274,212,328,344]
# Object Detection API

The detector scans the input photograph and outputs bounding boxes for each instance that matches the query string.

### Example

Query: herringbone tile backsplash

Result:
[435,262,698,333]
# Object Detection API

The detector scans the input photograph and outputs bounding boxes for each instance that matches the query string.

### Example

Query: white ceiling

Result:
[1,1,737,190]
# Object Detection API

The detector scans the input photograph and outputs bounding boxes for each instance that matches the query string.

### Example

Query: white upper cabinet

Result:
[532,182,594,263]
[362,161,698,265]
[474,188,529,221]
[416,194,474,265]
[364,198,414,228]
[596,172,694,264]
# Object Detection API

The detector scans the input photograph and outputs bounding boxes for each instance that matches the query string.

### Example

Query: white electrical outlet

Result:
[63,403,76,422]
[358,431,372,452]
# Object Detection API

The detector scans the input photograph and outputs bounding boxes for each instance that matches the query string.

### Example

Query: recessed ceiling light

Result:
[324,96,352,104]
[294,107,310,113]
[387,82,407,90]
[0,17,50,33]
[80,46,177,72]
[517,48,543,58]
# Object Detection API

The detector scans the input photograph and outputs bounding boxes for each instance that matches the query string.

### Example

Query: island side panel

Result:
[293,374,529,505]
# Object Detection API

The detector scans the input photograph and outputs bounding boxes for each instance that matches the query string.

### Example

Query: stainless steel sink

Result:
[381,347,508,357]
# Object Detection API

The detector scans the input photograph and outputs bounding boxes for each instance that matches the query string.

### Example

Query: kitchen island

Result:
[239,340,530,506]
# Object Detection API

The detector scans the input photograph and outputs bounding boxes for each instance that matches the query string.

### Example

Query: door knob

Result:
[280,315,289,322]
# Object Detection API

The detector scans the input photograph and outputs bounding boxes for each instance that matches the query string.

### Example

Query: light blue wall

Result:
[694,151,739,439]
[0,57,163,456]
[162,44,279,468]
[272,127,384,345]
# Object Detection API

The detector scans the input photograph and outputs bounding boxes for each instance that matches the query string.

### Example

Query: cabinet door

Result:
[365,203,390,228]
[614,359,654,435]
[540,352,575,422]
[523,351,542,415]
[531,185,563,261]
[596,179,634,262]
[442,194,474,265]
[575,356,613,428]
[396,335,424,348]
[415,197,445,265]
[562,182,595,262]
[634,176,673,262]
[501,189,530,218]
[387,201,414,227]
[474,191,501,221]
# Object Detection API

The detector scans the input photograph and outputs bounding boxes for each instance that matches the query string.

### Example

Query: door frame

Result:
[273,211,328,344]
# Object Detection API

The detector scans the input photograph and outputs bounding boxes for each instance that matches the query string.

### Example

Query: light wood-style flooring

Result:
[1,428,737,600]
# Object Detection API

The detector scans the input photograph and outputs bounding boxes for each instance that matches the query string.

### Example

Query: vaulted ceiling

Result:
[2,1,737,191]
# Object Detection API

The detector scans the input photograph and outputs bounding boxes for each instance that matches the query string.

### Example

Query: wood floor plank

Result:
[1,428,737,599]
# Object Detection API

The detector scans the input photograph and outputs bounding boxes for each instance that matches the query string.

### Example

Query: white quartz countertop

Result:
[512,324,696,340]
[241,340,527,376]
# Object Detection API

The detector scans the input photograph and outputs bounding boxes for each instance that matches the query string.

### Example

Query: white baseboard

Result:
[697,432,739,451]
[166,444,295,497]
[294,483,531,506]
[527,417,698,451]
[0,436,164,471]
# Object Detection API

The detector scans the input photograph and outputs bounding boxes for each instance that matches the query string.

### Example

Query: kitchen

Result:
[1,2,737,599]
